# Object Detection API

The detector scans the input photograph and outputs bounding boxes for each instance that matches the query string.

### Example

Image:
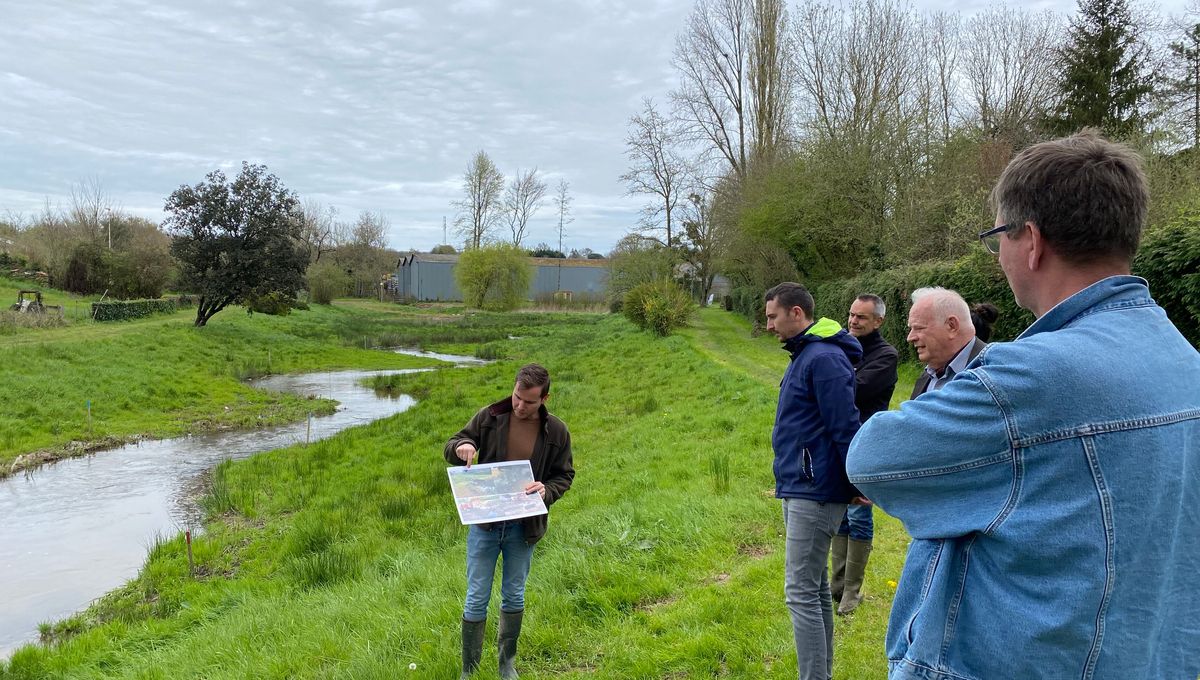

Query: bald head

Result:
[907,287,977,371]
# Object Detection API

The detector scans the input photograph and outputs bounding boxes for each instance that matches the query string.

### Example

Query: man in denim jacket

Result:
[847,131,1200,680]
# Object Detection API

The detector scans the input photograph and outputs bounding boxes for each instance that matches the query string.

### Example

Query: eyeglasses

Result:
[978,222,1022,255]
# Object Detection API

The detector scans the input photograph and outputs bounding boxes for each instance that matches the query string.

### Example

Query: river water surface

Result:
[0,350,482,657]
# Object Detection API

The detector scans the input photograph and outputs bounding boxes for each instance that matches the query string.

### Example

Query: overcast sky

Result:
[0,0,1191,254]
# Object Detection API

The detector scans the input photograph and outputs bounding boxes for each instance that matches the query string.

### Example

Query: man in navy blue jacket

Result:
[764,282,863,680]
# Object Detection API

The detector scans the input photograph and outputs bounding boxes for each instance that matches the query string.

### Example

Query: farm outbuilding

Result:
[393,252,609,302]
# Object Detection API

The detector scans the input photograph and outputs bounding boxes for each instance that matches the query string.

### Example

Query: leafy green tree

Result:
[455,243,532,311]
[165,162,307,327]
[1048,0,1154,138]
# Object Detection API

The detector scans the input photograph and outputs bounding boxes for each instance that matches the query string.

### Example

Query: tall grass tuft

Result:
[202,461,235,516]
[708,452,731,494]
[230,359,269,381]
[380,494,414,521]
[285,517,339,556]
[627,394,659,416]
[474,343,503,360]
[286,548,363,589]
[0,309,68,335]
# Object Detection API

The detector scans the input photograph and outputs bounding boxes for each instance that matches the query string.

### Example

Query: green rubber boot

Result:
[830,533,848,603]
[837,538,873,615]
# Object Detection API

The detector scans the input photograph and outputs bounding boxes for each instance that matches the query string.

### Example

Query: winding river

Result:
[0,349,483,657]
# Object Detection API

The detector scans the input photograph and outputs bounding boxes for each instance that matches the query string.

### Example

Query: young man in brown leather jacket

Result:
[444,364,574,679]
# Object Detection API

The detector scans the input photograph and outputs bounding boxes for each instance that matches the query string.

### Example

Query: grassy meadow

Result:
[1,298,916,679]
[0,277,571,473]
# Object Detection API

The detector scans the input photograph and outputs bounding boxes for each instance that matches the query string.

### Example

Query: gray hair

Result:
[856,294,886,319]
[911,287,974,331]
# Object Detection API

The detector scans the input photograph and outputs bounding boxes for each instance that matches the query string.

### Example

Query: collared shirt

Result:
[922,339,975,394]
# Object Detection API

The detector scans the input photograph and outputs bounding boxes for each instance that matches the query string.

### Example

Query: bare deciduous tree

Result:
[351,210,389,249]
[750,0,794,164]
[453,150,505,249]
[961,7,1062,141]
[503,168,548,247]
[1164,4,1200,148]
[792,0,924,143]
[299,200,339,263]
[620,99,691,247]
[552,179,573,257]
[672,0,792,178]
[68,178,122,248]
[921,11,962,145]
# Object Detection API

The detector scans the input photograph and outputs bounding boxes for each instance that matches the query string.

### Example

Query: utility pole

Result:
[442,216,447,246]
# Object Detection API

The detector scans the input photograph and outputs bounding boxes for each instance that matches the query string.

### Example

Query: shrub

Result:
[1134,209,1200,345]
[623,279,695,336]
[91,298,177,322]
[60,227,173,299]
[245,291,296,316]
[63,243,108,295]
[455,243,533,311]
[306,261,351,305]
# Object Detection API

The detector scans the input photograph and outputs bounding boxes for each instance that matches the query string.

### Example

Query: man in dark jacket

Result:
[764,282,862,680]
[830,294,898,616]
[444,363,574,680]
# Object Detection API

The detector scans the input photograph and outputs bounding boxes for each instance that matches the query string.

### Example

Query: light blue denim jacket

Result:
[847,276,1200,680]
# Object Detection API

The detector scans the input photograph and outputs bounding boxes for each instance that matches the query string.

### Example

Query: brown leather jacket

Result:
[444,397,575,544]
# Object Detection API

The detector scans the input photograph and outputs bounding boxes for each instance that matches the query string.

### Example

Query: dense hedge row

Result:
[731,218,1200,362]
[92,298,178,322]
[1134,212,1200,346]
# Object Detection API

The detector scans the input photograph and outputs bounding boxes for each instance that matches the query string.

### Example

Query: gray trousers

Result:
[782,498,847,680]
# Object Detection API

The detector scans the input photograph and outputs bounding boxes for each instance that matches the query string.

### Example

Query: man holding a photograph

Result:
[444,363,575,679]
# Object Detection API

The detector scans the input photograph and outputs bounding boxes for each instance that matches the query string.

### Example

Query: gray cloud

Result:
[1,0,701,252]
[2,0,1184,253]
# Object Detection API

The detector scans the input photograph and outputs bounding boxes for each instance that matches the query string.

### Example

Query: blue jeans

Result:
[782,498,846,680]
[836,503,874,541]
[464,522,534,622]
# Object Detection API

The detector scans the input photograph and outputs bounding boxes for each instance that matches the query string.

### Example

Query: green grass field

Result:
[0,278,582,473]
[1,302,915,679]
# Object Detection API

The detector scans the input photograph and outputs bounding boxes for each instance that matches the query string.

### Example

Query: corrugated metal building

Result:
[393,252,609,302]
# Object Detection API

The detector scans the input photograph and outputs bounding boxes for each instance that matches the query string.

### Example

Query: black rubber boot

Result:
[460,618,486,679]
[497,609,524,680]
